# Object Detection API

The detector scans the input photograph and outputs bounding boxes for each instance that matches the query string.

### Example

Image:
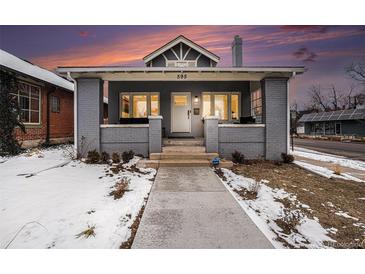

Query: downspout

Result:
[67,72,77,156]
[46,86,56,145]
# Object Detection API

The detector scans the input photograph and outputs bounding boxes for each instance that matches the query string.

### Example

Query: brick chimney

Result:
[232,35,243,67]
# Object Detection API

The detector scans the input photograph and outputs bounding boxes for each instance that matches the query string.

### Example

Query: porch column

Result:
[77,78,103,156]
[261,78,289,160]
[149,116,162,154]
[204,116,219,153]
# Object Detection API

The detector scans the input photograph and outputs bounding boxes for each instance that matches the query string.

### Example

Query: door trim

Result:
[171,92,191,133]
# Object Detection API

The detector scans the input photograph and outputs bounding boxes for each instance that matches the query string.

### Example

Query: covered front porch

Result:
[58,66,304,161]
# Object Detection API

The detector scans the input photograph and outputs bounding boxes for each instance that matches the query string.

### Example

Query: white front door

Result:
[171,92,191,133]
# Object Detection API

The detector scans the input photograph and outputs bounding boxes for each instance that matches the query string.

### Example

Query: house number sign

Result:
[177,73,187,79]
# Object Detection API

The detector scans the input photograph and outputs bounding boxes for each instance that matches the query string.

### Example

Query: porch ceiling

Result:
[57,66,305,81]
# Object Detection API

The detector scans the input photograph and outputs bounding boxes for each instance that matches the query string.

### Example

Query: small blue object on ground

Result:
[212,157,220,166]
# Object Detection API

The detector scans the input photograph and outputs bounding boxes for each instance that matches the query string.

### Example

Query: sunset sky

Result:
[1,25,364,108]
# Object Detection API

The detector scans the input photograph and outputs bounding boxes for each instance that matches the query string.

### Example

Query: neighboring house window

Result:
[11,82,41,124]
[251,88,262,123]
[120,92,160,118]
[202,92,240,121]
[51,96,60,113]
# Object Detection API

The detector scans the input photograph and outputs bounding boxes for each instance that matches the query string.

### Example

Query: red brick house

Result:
[1,49,74,148]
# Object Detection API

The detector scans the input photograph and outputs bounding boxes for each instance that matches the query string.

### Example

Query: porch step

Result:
[163,138,204,146]
[150,152,218,160]
[137,158,233,169]
[162,146,206,153]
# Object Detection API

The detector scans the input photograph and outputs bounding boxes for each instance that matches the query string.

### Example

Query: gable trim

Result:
[143,35,220,64]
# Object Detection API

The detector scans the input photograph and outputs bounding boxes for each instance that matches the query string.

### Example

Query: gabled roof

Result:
[0,49,74,91]
[299,108,365,123]
[143,35,220,64]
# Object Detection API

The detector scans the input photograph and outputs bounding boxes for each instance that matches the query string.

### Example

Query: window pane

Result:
[121,95,130,118]
[133,95,147,118]
[20,110,29,123]
[20,96,29,110]
[174,95,188,106]
[231,94,239,120]
[30,111,40,123]
[150,95,159,116]
[19,83,29,96]
[214,95,228,120]
[31,98,39,111]
[31,86,40,99]
[202,95,211,117]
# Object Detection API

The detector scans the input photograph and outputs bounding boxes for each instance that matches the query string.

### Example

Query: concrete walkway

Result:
[132,167,273,248]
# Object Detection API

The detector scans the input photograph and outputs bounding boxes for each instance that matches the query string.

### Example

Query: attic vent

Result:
[166,60,196,67]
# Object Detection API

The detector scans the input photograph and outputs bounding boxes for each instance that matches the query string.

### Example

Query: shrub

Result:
[111,152,120,163]
[281,153,294,163]
[122,150,135,163]
[86,149,100,164]
[0,70,26,156]
[109,177,131,199]
[232,150,245,164]
[100,151,110,164]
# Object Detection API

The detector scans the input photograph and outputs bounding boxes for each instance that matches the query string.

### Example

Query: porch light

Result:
[194,96,199,104]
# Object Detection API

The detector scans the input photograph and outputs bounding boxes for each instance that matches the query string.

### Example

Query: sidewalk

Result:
[132,167,273,248]
[294,155,365,181]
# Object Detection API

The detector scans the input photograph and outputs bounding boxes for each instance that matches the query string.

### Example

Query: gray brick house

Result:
[57,35,305,162]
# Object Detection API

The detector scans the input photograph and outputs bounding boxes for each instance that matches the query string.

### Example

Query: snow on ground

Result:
[0,146,156,248]
[292,147,365,172]
[294,160,364,183]
[217,168,335,249]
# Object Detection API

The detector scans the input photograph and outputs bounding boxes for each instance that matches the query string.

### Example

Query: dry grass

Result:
[233,162,365,248]
[75,225,96,239]
[109,177,131,200]
[120,199,147,249]
[332,164,343,175]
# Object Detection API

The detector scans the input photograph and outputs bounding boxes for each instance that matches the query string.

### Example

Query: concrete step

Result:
[159,159,211,167]
[162,146,206,153]
[137,158,233,169]
[163,138,204,146]
[150,152,218,160]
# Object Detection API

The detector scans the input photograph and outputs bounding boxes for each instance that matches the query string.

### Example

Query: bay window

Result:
[202,92,240,121]
[120,92,159,118]
[12,82,41,124]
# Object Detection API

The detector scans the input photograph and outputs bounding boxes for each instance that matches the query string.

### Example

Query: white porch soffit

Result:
[56,66,306,81]
[0,49,74,91]
[143,35,220,64]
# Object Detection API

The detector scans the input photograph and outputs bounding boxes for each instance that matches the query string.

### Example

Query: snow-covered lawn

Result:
[0,146,156,248]
[292,147,365,172]
[292,147,365,182]
[216,168,336,248]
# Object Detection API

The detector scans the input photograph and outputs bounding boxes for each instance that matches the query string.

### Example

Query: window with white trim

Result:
[11,82,41,124]
[202,92,240,121]
[120,92,160,118]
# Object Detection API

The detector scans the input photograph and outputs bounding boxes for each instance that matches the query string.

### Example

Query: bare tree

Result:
[308,85,330,111]
[346,62,365,84]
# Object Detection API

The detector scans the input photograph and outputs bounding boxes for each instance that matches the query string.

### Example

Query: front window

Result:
[12,82,41,124]
[251,88,262,123]
[202,92,240,121]
[120,92,159,118]
[214,94,228,120]
[133,95,147,118]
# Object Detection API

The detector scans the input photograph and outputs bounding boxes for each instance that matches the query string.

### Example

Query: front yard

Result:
[216,161,365,248]
[0,146,156,248]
